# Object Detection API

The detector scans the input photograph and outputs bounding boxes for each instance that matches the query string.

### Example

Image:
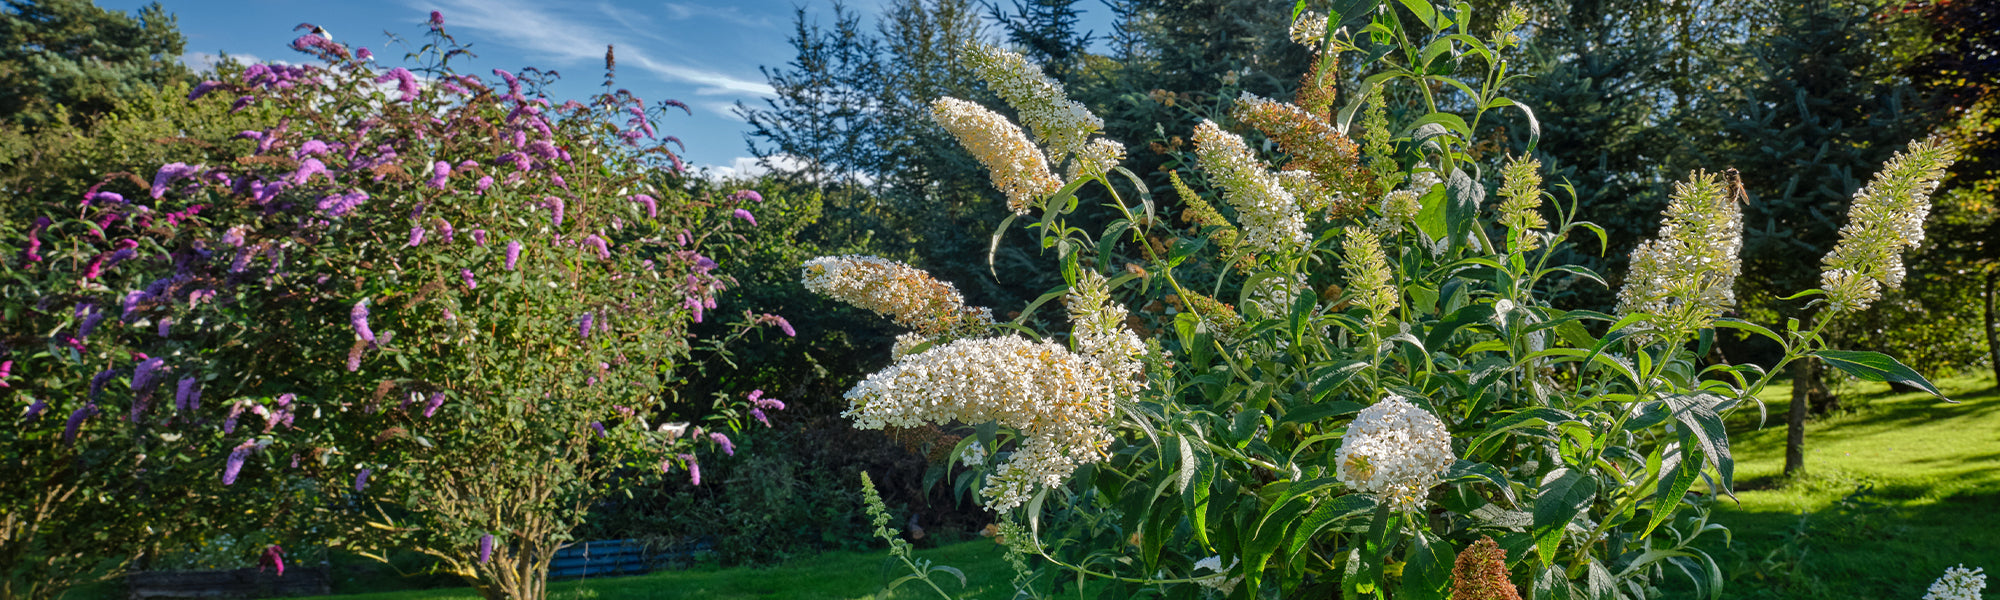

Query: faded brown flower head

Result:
[1451,537,1521,600]
[1230,93,1371,218]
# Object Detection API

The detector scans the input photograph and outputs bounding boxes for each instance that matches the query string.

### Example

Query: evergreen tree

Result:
[738,3,884,189]
[0,0,190,129]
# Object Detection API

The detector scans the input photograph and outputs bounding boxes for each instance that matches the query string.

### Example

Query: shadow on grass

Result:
[1675,488,2000,600]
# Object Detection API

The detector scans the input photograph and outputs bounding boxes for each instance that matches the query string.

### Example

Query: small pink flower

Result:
[732,208,758,226]
[461,269,477,290]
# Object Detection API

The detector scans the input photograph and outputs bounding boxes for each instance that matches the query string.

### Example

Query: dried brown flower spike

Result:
[1451,537,1521,600]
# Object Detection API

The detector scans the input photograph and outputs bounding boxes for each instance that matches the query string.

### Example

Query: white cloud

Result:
[413,0,774,96]
[661,2,778,28]
[181,51,269,72]
[699,154,877,186]
[700,101,748,122]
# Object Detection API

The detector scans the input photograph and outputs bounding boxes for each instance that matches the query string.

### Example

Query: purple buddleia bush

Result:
[5,11,789,598]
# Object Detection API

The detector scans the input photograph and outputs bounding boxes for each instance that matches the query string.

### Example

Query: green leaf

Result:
[1400,531,1452,600]
[1289,494,1377,557]
[1663,393,1734,494]
[1814,350,1950,401]
[1534,564,1577,600]
[1446,460,1517,505]
[1444,167,1484,254]
[1280,400,1362,428]
[1645,443,1702,537]
[1305,361,1368,402]
[1533,468,1597,566]
[1179,436,1216,548]
[987,213,1018,279]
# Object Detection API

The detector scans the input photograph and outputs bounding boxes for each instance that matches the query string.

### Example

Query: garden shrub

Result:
[808,3,1960,599]
[2,13,781,600]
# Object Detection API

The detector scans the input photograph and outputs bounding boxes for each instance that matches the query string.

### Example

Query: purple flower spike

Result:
[176,377,201,412]
[88,369,114,401]
[351,299,376,343]
[62,405,96,444]
[505,241,522,270]
[461,269,477,290]
[376,68,421,102]
[151,163,202,199]
[680,454,701,486]
[732,208,758,226]
[189,80,223,101]
[776,316,796,337]
[729,189,764,203]
[471,229,488,246]
[750,408,770,428]
[133,357,166,392]
[223,440,255,484]
[546,197,565,228]
[429,10,445,28]
[439,220,455,243]
[424,391,445,417]
[476,176,493,194]
[23,398,47,421]
[263,545,286,576]
[585,235,609,260]
[478,534,494,564]
[710,432,735,456]
[429,160,451,189]
[289,158,328,185]
[629,194,658,218]
[225,402,245,433]
[354,468,372,492]
[408,227,426,247]
[578,313,593,339]
[590,422,607,437]
[357,47,373,61]
[78,310,106,340]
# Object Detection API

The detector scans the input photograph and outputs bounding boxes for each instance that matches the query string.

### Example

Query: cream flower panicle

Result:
[1495,156,1550,250]
[842,335,1117,511]
[1341,226,1398,330]
[1615,171,1743,331]
[1820,135,1959,313]
[966,44,1103,163]
[1066,270,1145,397]
[1923,565,1986,600]
[802,255,994,338]
[1193,120,1308,256]
[1335,395,1455,512]
[930,97,1063,215]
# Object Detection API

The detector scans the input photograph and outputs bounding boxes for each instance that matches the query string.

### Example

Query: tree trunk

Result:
[1985,269,1998,388]
[1785,356,1812,477]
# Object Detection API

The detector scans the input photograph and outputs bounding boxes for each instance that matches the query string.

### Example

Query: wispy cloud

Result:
[699,101,749,122]
[660,2,777,28]
[181,51,270,72]
[413,0,774,96]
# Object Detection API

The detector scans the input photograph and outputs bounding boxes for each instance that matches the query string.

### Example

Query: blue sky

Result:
[101,0,1116,178]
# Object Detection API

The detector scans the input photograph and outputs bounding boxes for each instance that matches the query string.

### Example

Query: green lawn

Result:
[296,539,1023,600]
[1688,372,2000,600]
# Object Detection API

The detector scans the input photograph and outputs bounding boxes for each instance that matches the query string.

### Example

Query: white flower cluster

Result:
[1290,11,1330,48]
[1193,555,1243,595]
[1066,271,1145,397]
[1923,565,1986,600]
[1193,120,1308,256]
[1820,136,1959,313]
[1377,170,1436,233]
[802,255,993,337]
[1336,395,1455,512]
[1615,171,1742,331]
[843,335,1117,511]
[967,44,1104,163]
[930,97,1063,215]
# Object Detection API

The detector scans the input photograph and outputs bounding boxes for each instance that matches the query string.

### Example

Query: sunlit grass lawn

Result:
[297,539,1023,600]
[1684,372,2000,600]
